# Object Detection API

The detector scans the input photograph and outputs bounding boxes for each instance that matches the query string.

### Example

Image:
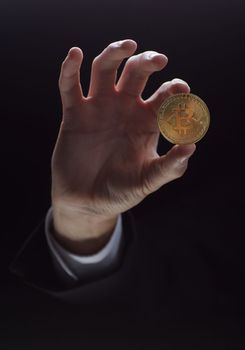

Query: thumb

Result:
[142,144,196,195]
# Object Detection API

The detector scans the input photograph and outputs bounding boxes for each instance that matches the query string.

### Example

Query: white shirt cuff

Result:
[45,207,123,281]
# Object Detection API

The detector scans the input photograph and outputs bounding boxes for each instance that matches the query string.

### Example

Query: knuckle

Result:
[108,42,120,50]
[126,52,159,74]
[174,163,188,178]
[157,81,172,97]
[126,55,138,66]
[92,42,122,67]
[125,55,148,76]
[106,42,123,57]
[92,55,100,66]
[142,51,158,59]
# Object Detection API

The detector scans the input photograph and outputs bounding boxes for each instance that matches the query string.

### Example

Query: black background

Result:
[1,0,245,348]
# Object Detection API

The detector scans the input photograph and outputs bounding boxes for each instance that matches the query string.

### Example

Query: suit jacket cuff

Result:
[9,209,137,309]
[45,207,123,282]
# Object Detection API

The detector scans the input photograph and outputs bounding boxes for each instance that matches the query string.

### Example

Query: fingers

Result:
[116,51,168,97]
[145,78,190,113]
[59,47,84,110]
[142,144,196,195]
[88,40,137,97]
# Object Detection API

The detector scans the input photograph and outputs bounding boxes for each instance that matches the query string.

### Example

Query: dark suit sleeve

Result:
[9,210,139,311]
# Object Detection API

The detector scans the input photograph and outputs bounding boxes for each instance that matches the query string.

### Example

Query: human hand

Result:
[51,39,196,254]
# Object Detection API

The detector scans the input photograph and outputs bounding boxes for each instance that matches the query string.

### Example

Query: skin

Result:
[51,39,196,255]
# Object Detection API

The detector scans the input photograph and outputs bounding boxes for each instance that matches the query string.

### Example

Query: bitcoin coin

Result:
[157,93,210,144]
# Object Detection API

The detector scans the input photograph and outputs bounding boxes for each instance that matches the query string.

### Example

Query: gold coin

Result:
[157,93,210,144]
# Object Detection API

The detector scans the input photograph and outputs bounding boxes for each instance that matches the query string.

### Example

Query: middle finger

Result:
[116,51,168,97]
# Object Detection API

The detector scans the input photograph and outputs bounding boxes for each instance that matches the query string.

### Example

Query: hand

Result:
[51,39,196,254]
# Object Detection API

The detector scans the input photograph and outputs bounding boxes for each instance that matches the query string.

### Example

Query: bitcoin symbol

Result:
[169,103,194,135]
[157,93,210,144]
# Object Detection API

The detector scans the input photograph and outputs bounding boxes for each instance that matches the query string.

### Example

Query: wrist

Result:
[51,204,118,255]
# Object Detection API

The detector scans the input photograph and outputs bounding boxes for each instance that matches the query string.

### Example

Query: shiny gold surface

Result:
[157,93,210,144]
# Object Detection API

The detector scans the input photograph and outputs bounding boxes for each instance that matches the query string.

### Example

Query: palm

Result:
[51,40,195,218]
